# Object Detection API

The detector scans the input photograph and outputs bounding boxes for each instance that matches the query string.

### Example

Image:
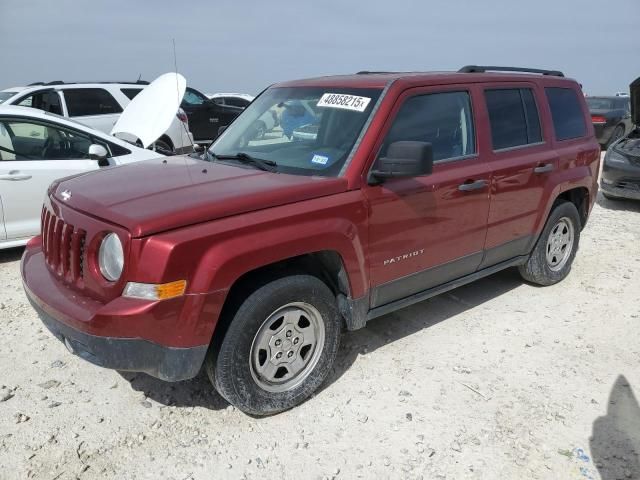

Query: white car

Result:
[0,106,163,249]
[0,72,188,249]
[0,81,193,154]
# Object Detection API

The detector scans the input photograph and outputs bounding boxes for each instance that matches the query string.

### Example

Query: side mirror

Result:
[217,125,228,138]
[369,141,433,184]
[88,144,109,162]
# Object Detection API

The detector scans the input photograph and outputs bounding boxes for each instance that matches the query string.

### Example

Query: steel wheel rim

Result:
[249,302,325,393]
[545,217,574,271]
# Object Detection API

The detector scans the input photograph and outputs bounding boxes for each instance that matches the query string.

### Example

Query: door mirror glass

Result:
[88,144,109,161]
[370,141,433,183]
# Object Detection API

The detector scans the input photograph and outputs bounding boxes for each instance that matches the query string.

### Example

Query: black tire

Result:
[518,201,581,286]
[605,125,625,149]
[207,275,341,416]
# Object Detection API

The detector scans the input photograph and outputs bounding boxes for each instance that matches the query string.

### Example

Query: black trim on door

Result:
[478,235,534,270]
[368,234,536,313]
[367,255,528,321]
[370,251,483,308]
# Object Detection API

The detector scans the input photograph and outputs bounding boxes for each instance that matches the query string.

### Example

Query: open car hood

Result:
[111,72,186,148]
[631,76,640,126]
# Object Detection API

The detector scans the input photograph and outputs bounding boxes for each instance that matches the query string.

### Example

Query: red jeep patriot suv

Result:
[22,66,600,415]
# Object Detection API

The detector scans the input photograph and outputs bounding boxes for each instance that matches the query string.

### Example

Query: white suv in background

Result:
[0,81,193,154]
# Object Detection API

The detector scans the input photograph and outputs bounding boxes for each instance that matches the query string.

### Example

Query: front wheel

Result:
[518,201,581,286]
[207,275,341,415]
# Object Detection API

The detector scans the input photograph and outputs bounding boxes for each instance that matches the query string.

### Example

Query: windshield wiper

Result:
[210,152,277,172]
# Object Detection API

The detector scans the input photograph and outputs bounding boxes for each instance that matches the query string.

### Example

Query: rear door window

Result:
[64,88,123,116]
[485,88,542,150]
[545,87,587,141]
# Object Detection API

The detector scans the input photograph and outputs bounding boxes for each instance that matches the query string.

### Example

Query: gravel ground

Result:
[1,192,639,480]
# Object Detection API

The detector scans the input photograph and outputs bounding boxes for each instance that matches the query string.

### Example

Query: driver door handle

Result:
[0,170,32,181]
[458,179,488,192]
[534,163,554,174]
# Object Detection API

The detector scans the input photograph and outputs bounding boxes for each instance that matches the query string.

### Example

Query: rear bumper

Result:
[21,241,209,381]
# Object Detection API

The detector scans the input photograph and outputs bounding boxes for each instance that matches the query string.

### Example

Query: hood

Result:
[111,72,186,148]
[51,157,348,237]
[631,76,640,126]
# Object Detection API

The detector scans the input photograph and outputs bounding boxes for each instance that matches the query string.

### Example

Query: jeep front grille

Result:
[41,207,86,284]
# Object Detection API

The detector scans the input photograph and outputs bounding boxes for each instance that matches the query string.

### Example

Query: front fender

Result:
[131,190,369,344]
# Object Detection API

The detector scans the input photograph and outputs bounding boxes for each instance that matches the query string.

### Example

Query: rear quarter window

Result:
[545,87,587,141]
[120,88,143,100]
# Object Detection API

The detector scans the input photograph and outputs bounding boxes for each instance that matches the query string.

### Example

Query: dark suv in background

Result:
[180,86,243,144]
[587,95,632,148]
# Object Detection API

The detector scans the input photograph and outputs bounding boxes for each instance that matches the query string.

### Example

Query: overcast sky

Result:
[1,0,638,96]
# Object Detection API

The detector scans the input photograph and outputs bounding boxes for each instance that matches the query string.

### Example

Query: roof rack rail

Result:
[25,80,150,87]
[356,71,397,75]
[458,65,564,77]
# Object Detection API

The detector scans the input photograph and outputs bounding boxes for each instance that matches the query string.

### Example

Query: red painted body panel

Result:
[362,84,491,287]
[52,158,348,237]
[21,70,601,361]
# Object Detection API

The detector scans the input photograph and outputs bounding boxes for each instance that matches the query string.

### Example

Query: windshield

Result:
[587,97,615,110]
[0,92,17,104]
[209,86,382,176]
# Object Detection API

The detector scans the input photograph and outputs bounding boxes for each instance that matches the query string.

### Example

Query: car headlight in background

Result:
[98,233,124,281]
[604,149,629,165]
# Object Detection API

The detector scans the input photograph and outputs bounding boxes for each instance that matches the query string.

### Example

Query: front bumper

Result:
[22,242,209,381]
[601,157,640,201]
[28,295,207,381]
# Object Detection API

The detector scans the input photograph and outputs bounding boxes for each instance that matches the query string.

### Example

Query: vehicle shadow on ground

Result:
[120,370,229,411]
[596,191,640,212]
[124,268,525,411]
[321,267,524,393]
[0,247,24,264]
[590,375,640,480]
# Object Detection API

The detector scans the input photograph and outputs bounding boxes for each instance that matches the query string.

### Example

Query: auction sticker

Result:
[317,93,371,112]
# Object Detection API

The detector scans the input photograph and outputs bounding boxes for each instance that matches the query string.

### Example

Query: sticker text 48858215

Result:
[317,93,371,112]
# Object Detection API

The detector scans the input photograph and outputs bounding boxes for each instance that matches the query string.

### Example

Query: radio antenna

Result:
[171,38,196,152]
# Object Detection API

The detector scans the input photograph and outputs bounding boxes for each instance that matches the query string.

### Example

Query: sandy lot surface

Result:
[1,192,639,480]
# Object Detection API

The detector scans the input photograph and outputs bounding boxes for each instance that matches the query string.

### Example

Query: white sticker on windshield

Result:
[317,93,371,112]
[311,154,329,165]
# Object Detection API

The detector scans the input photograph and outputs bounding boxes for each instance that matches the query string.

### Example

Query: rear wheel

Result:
[207,275,341,415]
[518,201,581,286]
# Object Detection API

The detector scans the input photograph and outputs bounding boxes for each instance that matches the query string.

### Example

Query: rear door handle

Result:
[458,179,488,192]
[534,163,554,174]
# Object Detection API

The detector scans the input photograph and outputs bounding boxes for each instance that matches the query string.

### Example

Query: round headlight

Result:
[98,233,124,281]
